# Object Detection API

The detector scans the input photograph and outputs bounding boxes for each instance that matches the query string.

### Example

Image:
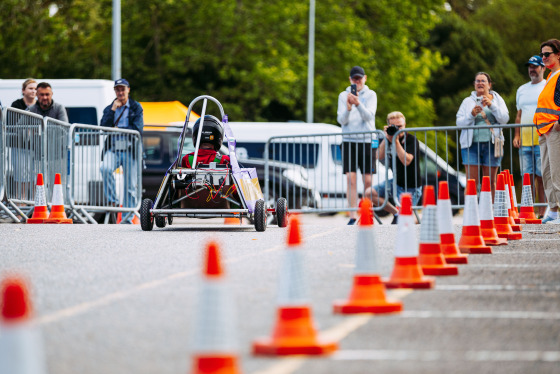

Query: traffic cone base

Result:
[44,206,72,224]
[252,306,338,356]
[224,217,241,225]
[27,206,48,224]
[440,234,468,263]
[192,355,240,374]
[479,221,508,246]
[522,218,542,224]
[494,218,522,240]
[418,243,459,276]
[458,226,492,254]
[384,257,435,289]
[333,275,403,314]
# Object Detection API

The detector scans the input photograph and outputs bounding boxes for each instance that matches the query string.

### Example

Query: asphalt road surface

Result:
[1,214,559,374]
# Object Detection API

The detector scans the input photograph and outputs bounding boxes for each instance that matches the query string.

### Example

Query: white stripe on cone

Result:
[0,325,47,374]
[394,214,418,258]
[479,190,494,221]
[494,190,509,218]
[463,195,480,227]
[50,183,64,206]
[520,185,534,206]
[191,280,237,353]
[34,185,46,208]
[419,206,439,244]
[277,250,308,306]
[504,184,512,210]
[511,187,518,208]
[437,199,454,235]
[355,227,378,275]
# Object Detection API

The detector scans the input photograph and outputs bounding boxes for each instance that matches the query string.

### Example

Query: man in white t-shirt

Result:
[513,55,547,219]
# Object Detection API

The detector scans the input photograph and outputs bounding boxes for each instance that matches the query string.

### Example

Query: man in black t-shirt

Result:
[365,111,422,224]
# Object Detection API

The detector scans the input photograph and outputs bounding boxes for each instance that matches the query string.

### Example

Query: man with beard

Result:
[29,82,68,122]
[513,55,547,219]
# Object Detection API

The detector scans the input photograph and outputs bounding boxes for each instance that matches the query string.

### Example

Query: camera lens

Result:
[386,125,397,136]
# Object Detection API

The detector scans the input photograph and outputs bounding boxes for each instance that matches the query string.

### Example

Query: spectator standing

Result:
[337,66,377,225]
[533,39,560,224]
[11,79,37,110]
[29,82,68,122]
[513,56,547,219]
[456,72,509,198]
[100,79,144,224]
[365,111,421,224]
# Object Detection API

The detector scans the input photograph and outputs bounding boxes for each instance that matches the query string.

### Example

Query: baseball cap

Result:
[114,78,130,87]
[349,66,365,78]
[525,55,544,67]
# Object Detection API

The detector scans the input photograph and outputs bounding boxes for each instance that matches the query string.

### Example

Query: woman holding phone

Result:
[456,72,509,197]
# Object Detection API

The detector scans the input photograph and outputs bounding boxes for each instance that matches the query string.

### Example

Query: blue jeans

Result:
[374,179,422,206]
[461,141,502,167]
[519,146,541,177]
[100,150,138,223]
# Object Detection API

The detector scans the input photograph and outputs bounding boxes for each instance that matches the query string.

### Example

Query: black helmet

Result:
[192,115,224,151]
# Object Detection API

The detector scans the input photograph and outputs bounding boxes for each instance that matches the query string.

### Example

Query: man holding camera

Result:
[366,111,421,224]
[337,66,377,225]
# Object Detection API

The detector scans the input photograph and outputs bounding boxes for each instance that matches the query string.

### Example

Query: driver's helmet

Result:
[192,115,224,151]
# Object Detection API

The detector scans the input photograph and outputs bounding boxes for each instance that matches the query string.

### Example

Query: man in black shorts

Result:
[337,66,378,224]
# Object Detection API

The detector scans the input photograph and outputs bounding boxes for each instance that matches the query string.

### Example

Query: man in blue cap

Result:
[513,56,548,220]
[100,78,144,223]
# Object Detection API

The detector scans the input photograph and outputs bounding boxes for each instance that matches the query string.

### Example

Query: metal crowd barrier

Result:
[3,108,45,220]
[0,107,143,224]
[264,130,390,214]
[390,124,546,214]
[68,124,142,224]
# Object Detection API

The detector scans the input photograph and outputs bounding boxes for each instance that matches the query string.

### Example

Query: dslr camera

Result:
[386,125,398,136]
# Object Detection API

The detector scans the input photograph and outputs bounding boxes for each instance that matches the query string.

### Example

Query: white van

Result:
[227,122,390,209]
[0,79,114,125]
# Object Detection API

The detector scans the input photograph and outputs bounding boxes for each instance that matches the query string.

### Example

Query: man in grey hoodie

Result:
[337,66,378,224]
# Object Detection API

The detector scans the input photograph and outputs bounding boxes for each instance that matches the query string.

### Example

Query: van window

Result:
[144,136,163,164]
[66,107,98,125]
[236,142,265,159]
[269,143,319,168]
[331,144,342,165]
[170,134,196,160]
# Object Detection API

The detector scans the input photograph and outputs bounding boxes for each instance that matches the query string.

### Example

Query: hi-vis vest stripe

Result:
[534,70,560,135]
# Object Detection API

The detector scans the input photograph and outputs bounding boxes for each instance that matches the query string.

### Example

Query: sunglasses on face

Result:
[540,52,556,58]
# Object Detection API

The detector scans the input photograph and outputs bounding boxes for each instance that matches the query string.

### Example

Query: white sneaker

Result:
[546,218,560,224]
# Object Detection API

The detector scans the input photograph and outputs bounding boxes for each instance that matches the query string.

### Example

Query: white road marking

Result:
[34,226,346,326]
[332,350,560,362]
[399,310,560,320]
[250,290,413,374]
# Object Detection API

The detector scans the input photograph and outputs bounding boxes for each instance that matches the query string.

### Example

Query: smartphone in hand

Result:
[351,84,357,96]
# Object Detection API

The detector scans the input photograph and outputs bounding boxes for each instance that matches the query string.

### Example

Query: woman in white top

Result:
[456,72,509,197]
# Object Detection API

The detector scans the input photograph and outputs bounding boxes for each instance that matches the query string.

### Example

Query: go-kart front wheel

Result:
[254,199,267,232]
[276,198,288,227]
[140,199,154,231]
[155,215,166,228]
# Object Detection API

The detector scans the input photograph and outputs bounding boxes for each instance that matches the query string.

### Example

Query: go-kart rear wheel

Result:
[254,199,267,232]
[276,198,288,227]
[167,214,173,225]
[155,215,166,228]
[140,199,154,231]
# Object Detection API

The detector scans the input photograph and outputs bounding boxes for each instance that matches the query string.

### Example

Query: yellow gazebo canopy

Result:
[140,101,200,125]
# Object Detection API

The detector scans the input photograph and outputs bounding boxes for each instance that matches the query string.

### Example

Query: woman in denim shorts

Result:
[456,72,510,197]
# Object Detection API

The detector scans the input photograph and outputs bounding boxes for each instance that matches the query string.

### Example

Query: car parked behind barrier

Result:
[142,123,320,210]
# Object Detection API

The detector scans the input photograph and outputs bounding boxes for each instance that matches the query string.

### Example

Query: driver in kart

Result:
[181,115,230,168]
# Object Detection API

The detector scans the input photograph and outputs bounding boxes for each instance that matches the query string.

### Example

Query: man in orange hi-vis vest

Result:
[534,39,560,224]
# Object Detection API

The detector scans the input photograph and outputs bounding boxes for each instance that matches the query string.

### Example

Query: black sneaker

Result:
[391,215,399,224]
[347,218,357,225]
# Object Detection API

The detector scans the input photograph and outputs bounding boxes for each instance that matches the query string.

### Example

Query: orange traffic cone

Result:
[437,181,468,264]
[509,173,522,223]
[478,176,508,246]
[494,174,522,240]
[418,186,458,276]
[0,276,47,374]
[518,173,542,224]
[224,213,241,225]
[116,206,140,225]
[503,171,521,232]
[458,179,492,254]
[384,194,435,289]
[190,242,241,374]
[44,173,72,224]
[333,199,402,314]
[253,216,338,356]
[27,173,49,224]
